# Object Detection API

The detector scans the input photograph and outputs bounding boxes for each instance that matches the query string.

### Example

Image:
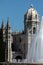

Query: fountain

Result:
[26,16,43,63]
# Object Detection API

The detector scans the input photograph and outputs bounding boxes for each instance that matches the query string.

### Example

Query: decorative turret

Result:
[25,5,39,21]
[7,18,11,29]
[1,19,5,42]
[5,18,12,62]
[1,19,4,29]
[24,5,39,33]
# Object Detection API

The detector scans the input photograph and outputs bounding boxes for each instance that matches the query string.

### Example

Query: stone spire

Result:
[1,19,4,29]
[5,18,12,62]
[7,18,11,29]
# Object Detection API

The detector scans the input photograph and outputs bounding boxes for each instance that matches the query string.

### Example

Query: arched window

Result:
[15,56,22,62]
[33,27,36,34]
[28,15,32,20]
[19,37,21,43]
[35,14,37,19]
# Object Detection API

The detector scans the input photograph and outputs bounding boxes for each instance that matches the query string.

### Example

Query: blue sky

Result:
[0,0,43,32]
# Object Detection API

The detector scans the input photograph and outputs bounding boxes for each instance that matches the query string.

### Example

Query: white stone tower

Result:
[24,5,39,62]
[5,18,12,63]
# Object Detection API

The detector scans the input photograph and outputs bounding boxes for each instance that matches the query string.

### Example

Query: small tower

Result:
[24,5,39,57]
[1,19,4,29]
[5,18,12,62]
[1,19,5,42]
[24,5,39,33]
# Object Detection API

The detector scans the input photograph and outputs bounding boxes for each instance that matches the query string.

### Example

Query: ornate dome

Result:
[25,5,39,21]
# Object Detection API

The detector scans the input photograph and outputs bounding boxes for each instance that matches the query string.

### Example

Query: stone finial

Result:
[30,4,33,8]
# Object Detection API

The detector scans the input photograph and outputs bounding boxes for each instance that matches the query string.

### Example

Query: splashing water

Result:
[25,17,43,63]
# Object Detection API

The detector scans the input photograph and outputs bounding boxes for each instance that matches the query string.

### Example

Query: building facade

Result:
[0,5,40,63]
